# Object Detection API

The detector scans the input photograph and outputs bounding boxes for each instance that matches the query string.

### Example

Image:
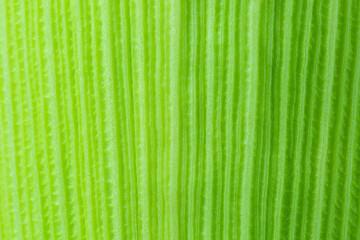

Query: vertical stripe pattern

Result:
[0,0,360,239]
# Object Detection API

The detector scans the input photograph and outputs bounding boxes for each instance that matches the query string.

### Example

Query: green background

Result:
[0,0,360,239]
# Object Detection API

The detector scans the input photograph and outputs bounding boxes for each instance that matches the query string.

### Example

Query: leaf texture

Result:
[0,0,360,239]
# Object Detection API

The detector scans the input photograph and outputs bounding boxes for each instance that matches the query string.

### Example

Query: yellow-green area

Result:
[0,0,360,239]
